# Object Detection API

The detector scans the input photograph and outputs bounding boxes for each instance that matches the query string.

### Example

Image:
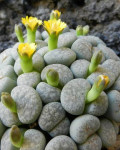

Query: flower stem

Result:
[27,27,36,43]
[20,57,33,73]
[88,51,102,75]
[48,35,58,51]
[1,92,17,113]
[86,75,109,103]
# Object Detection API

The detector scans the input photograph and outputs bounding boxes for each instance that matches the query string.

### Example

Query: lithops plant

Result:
[70,50,102,78]
[36,69,61,104]
[0,9,120,150]
[98,118,117,148]
[78,134,102,150]
[70,114,100,144]
[38,102,70,137]
[1,125,46,150]
[61,75,109,115]
[45,135,77,150]
[105,90,120,122]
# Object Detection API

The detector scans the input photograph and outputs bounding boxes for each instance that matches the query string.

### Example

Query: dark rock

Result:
[0,0,120,55]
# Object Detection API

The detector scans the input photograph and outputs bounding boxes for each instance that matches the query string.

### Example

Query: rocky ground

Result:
[0,0,120,55]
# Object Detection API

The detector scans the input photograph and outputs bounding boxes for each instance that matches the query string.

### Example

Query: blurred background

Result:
[0,0,120,55]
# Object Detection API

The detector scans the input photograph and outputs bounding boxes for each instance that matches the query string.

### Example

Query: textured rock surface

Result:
[61,78,91,115]
[0,0,120,55]
[78,134,102,150]
[21,129,46,150]
[45,135,77,150]
[98,118,117,148]
[36,82,61,104]
[11,85,42,124]
[1,129,19,150]
[70,114,100,144]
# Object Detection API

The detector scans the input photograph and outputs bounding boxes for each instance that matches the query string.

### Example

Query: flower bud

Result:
[88,50,102,75]
[46,69,59,87]
[50,10,61,20]
[10,125,24,148]
[76,25,83,36]
[83,25,89,35]
[15,24,24,43]
[1,92,17,113]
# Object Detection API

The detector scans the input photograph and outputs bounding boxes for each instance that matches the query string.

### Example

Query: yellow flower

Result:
[51,10,61,19]
[18,43,36,58]
[44,19,67,36]
[22,16,42,30]
[97,75,109,87]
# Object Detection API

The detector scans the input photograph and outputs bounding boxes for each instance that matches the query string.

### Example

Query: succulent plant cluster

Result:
[0,10,120,150]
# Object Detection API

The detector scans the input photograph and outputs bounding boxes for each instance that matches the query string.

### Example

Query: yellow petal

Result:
[18,43,36,58]
[97,75,109,87]
[44,19,67,36]
[21,16,42,30]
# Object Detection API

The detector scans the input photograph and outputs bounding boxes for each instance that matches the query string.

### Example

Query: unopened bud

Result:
[1,92,17,113]
[83,25,89,35]
[50,10,61,20]
[76,25,83,36]
[10,125,24,148]
[46,69,59,87]
[15,24,24,43]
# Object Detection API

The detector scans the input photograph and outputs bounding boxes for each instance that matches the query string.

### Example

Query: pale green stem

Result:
[86,75,109,103]
[20,57,33,73]
[27,27,36,43]
[88,51,102,75]
[48,35,58,51]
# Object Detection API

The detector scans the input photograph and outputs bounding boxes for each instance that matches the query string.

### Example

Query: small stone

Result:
[102,59,120,79]
[87,66,116,89]
[105,90,120,122]
[36,82,61,104]
[71,39,92,61]
[61,79,91,115]
[58,32,77,48]
[44,47,76,66]
[70,59,90,78]
[97,44,120,61]
[36,40,48,50]
[41,64,73,87]
[98,118,116,148]
[37,46,48,57]
[21,129,46,150]
[85,91,108,116]
[11,85,42,124]
[78,134,102,150]
[38,102,66,132]
[0,102,21,127]
[70,114,100,144]
[78,35,106,46]
[17,72,41,88]
[45,135,77,150]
